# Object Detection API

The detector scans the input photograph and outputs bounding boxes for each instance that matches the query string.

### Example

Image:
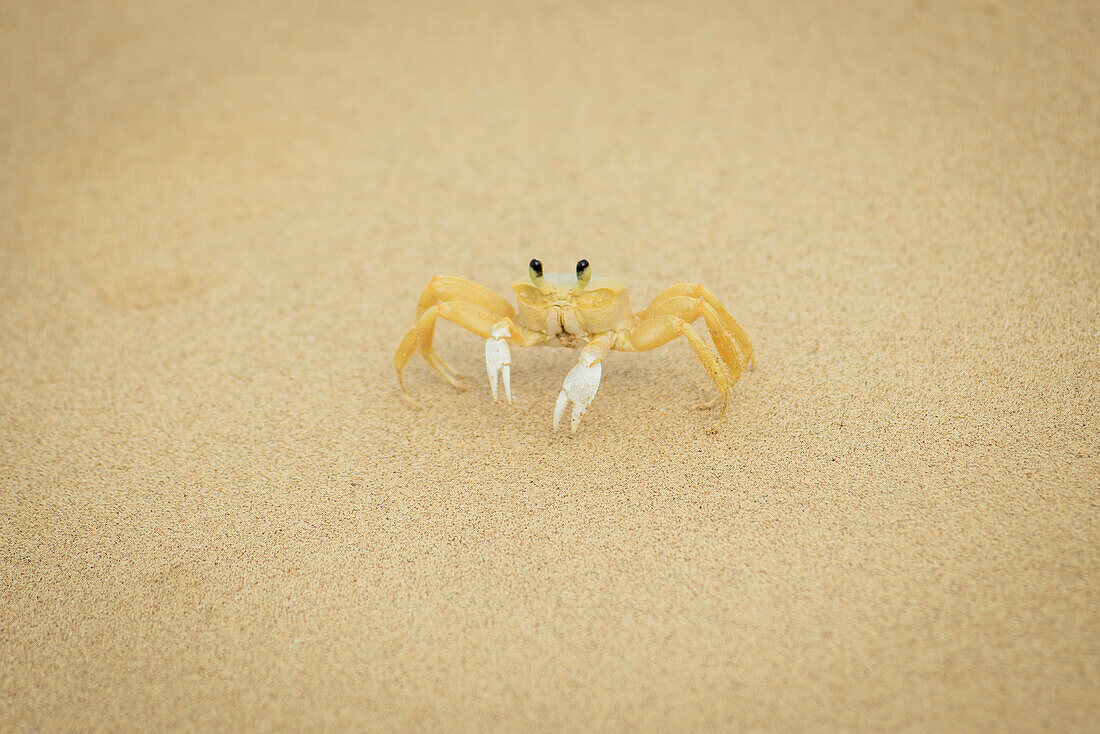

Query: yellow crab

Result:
[395,259,754,431]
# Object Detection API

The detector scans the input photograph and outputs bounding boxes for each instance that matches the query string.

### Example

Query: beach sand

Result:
[2,0,1097,730]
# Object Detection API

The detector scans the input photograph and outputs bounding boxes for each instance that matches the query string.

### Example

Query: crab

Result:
[394,259,754,432]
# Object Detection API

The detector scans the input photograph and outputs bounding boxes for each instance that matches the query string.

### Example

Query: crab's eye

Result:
[529,259,543,281]
[575,259,591,290]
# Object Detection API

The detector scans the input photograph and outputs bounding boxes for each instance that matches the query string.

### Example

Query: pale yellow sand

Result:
[2,1,1097,730]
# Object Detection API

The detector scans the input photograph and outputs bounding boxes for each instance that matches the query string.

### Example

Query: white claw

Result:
[553,390,570,430]
[553,346,603,432]
[485,322,513,404]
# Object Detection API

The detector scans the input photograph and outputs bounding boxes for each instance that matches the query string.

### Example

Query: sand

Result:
[2,0,1097,730]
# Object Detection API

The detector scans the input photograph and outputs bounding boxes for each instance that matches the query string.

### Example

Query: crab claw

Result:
[485,321,512,404]
[553,343,603,432]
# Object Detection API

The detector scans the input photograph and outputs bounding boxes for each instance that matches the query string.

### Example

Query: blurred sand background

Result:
[2,0,1098,730]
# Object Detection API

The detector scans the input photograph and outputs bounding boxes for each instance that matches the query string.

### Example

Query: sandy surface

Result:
[2,0,1098,730]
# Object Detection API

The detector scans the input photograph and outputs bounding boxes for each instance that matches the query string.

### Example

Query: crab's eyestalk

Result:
[574,259,591,292]
[529,258,545,286]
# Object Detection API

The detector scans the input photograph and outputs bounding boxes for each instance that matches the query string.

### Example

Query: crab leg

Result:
[396,301,543,405]
[621,316,731,428]
[416,276,515,319]
[637,283,754,372]
[410,276,517,384]
[553,339,606,432]
[635,295,746,388]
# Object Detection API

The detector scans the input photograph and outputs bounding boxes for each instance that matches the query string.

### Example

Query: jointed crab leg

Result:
[409,276,517,384]
[621,316,732,425]
[396,301,509,402]
[635,297,745,388]
[396,288,544,405]
[637,283,754,371]
[416,276,515,319]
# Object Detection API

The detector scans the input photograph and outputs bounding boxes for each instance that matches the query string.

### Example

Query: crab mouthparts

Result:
[545,303,585,341]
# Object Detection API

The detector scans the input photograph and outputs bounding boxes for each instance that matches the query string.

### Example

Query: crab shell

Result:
[511,273,633,345]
